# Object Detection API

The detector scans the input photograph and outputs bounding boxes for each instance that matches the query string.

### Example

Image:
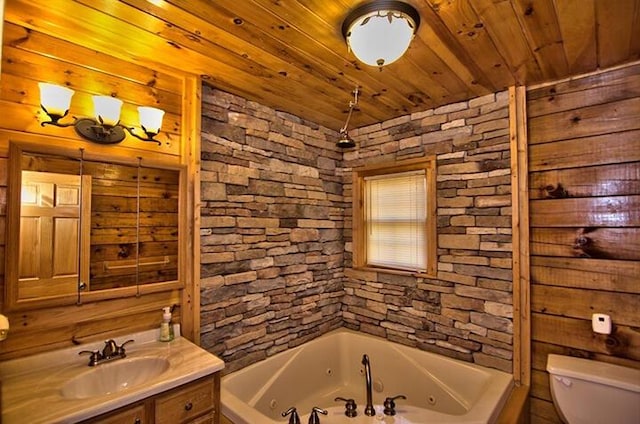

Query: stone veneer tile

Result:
[200,85,513,374]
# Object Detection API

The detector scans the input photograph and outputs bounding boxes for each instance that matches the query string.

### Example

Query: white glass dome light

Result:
[342,1,420,69]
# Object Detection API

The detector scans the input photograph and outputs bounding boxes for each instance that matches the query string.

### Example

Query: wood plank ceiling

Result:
[5,0,640,131]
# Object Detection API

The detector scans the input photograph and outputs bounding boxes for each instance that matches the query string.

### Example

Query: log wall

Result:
[527,63,640,423]
[0,21,198,359]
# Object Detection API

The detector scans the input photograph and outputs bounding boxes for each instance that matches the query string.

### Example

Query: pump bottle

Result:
[159,306,175,342]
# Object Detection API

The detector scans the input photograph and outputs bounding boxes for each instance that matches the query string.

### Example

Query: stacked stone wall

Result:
[199,86,345,373]
[200,85,514,374]
[341,91,514,372]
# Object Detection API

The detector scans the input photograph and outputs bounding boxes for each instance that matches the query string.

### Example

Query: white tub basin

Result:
[61,357,170,399]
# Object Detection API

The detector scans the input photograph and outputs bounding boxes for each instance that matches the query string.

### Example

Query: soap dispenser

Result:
[159,306,174,342]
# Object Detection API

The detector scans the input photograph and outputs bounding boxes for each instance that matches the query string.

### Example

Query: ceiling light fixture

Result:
[336,86,359,149]
[342,1,420,69]
[38,83,165,145]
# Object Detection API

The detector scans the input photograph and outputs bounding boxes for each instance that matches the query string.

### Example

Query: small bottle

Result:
[159,306,174,342]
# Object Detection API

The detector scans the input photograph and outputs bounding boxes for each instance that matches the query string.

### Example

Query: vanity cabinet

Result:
[85,374,220,424]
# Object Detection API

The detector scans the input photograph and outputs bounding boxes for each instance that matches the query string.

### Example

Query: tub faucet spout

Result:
[362,354,375,416]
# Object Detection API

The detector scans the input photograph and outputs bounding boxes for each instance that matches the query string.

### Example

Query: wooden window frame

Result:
[352,156,437,277]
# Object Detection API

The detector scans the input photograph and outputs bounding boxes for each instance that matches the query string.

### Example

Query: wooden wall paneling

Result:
[530,196,640,227]
[0,290,181,359]
[528,97,640,144]
[1,23,183,156]
[531,256,640,293]
[532,339,640,371]
[529,162,640,198]
[532,285,640,326]
[526,64,640,116]
[526,62,640,423]
[528,130,640,172]
[0,1,194,358]
[531,227,640,261]
[509,85,531,387]
[532,313,640,361]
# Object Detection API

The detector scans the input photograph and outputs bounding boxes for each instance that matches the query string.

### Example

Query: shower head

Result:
[337,130,356,148]
[336,86,359,149]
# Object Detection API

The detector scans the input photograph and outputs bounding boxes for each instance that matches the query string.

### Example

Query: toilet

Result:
[546,354,640,424]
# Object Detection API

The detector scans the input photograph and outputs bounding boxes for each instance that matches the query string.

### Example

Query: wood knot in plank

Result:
[543,183,568,198]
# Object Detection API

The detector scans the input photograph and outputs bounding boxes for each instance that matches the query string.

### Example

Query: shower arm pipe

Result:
[340,87,360,134]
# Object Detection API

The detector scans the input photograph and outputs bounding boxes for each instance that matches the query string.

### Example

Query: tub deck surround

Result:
[0,326,225,424]
[222,329,513,424]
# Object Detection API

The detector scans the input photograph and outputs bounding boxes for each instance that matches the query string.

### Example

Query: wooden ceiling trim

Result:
[511,0,570,81]
[554,0,598,75]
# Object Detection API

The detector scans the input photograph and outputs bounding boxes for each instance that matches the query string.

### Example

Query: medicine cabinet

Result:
[4,141,184,310]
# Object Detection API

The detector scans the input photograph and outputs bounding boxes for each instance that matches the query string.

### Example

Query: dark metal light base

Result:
[341,0,421,39]
[74,118,126,144]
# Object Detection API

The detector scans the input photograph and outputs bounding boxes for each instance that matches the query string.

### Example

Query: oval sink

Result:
[61,357,170,399]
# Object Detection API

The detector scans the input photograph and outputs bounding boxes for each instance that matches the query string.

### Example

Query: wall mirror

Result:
[5,141,183,310]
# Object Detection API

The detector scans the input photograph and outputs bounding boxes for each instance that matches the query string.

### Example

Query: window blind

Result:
[364,169,427,271]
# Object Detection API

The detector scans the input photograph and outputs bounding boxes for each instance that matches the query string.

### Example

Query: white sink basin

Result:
[61,357,170,399]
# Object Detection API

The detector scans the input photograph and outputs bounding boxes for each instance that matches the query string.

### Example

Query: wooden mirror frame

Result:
[4,139,186,311]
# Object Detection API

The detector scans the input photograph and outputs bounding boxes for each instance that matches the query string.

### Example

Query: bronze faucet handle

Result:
[281,407,301,424]
[383,394,407,416]
[118,339,135,355]
[78,349,102,366]
[335,397,358,417]
[308,407,328,424]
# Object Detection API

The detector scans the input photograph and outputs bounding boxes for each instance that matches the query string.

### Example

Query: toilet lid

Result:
[547,354,640,393]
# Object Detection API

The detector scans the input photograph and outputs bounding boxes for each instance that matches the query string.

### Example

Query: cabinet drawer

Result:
[155,378,214,424]
[88,403,146,424]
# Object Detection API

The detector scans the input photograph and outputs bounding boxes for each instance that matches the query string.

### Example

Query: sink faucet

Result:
[79,339,134,366]
[362,354,375,416]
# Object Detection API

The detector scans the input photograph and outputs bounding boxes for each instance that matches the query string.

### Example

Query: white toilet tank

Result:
[546,354,640,424]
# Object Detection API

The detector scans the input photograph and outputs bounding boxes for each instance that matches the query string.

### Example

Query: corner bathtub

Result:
[221,329,513,424]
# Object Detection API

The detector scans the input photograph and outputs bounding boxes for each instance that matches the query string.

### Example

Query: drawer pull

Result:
[134,419,141,424]
[185,401,193,411]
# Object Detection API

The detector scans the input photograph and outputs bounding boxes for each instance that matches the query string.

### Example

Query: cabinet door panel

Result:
[155,378,214,424]
[88,403,146,424]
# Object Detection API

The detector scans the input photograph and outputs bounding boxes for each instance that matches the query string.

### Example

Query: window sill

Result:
[350,266,437,280]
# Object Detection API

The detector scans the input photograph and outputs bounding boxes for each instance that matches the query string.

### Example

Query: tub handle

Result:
[335,397,358,417]
[308,407,328,424]
[282,407,301,424]
[383,395,406,416]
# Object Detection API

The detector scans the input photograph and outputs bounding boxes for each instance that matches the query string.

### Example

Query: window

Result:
[352,157,436,275]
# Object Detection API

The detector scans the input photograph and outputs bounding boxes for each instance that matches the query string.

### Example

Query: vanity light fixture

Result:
[342,1,420,69]
[336,86,359,149]
[38,82,165,145]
